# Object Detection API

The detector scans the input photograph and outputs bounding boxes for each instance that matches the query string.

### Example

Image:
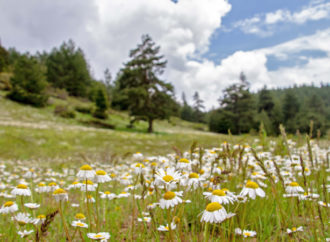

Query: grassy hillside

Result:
[0,91,245,162]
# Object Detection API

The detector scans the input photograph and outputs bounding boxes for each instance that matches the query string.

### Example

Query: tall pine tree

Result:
[115,35,175,133]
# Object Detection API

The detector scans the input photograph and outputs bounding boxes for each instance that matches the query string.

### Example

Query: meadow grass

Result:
[0,91,329,241]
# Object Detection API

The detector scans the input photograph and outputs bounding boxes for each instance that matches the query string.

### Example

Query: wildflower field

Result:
[0,132,329,241]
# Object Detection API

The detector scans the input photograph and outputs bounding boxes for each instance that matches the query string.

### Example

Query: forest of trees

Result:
[0,36,329,135]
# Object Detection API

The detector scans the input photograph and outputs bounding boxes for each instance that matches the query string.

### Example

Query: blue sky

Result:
[206,0,330,71]
[0,0,329,108]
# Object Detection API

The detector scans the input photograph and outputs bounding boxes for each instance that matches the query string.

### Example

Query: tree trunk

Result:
[147,119,153,133]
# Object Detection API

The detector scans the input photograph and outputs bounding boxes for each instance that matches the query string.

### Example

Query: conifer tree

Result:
[115,35,175,133]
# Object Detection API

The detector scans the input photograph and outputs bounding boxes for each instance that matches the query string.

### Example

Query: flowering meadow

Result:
[0,136,329,241]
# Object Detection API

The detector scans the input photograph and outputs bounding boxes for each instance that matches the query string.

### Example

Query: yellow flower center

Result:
[96,170,106,175]
[289,182,299,187]
[292,227,296,231]
[18,221,27,226]
[3,201,14,207]
[135,163,145,168]
[94,234,103,238]
[163,175,174,182]
[252,172,258,176]
[76,222,85,227]
[111,173,116,178]
[304,168,309,171]
[199,169,205,175]
[212,189,226,196]
[246,181,259,189]
[72,181,79,185]
[151,162,157,166]
[17,184,28,189]
[206,202,222,212]
[75,213,85,219]
[80,165,92,171]
[48,182,57,187]
[84,180,94,185]
[179,158,189,163]
[165,226,169,230]
[53,188,66,195]
[37,214,46,219]
[104,191,111,195]
[38,183,45,187]
[163,191,176,200]
[189,173,199,179]
[243,232,251,236]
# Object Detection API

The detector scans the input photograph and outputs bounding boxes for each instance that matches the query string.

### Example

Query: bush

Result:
[7,86,48,107]
[8,54,48,107]
[93,109,108,119]
[54,105,76,119]
[75,105,93,114]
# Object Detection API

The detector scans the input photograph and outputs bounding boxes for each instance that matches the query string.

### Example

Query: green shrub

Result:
[75,105,93,114]
[93,109,108,119]
[7,86,48,107]
[54,105,76,119]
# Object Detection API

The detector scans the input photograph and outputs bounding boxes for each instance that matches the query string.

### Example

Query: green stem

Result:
[59,201,71,242]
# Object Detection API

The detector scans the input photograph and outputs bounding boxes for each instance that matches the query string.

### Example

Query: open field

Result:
[0,91,244,162]
[0,93,329,241]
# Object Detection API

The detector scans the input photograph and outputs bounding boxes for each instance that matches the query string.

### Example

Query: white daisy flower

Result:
[18,230,34,238]
[95,170,111,183]
[240,181,265,200]
[132,152,143,161]
[53,188,68,201]
[87,232,110,240]
[176,158,191,170]
[71,220,88,228]
[24,203,40,210]
[35,182,48,193]
[100,191,117,200]
[155,167,181,186]
[138,217,151,223]
[11,184,31,196]
[117,192,130,198]
[0,201,18,214]
[80,180,97,192]
[203,189,236,204]
[285,182,304,194]
[287,226,303,234]
[77,165,95,180]
[235,228,257,237]
[67,181,82,190]
[318,201,330,207]
[200,202,229,223]
[12,213,34,226]
[157,222,176,231]
[159,191,183,209]
[185,173,204,190]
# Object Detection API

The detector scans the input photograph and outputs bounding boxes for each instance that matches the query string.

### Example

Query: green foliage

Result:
[114,35,176,132]
[210,72,255,134]
[46,40,91,97]
[7,54,48,107]
[0,45,9,72]
[93,88,109,119]
[54,105,76,119]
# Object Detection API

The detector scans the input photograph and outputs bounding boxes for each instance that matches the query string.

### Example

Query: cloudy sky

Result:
[1,0,329,109]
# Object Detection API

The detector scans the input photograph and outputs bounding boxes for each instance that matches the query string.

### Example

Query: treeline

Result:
[207,73,330,136]
[0,37,329,135]
[0,36,179,132]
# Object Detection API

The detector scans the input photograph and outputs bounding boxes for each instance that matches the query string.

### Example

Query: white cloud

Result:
[232,1,330,37]
[0,0,329,110]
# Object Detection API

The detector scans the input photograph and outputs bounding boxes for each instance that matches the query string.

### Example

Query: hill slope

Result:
[0,91,237,161]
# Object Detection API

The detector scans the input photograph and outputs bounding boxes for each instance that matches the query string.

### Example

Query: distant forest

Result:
[0,36,329,135]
